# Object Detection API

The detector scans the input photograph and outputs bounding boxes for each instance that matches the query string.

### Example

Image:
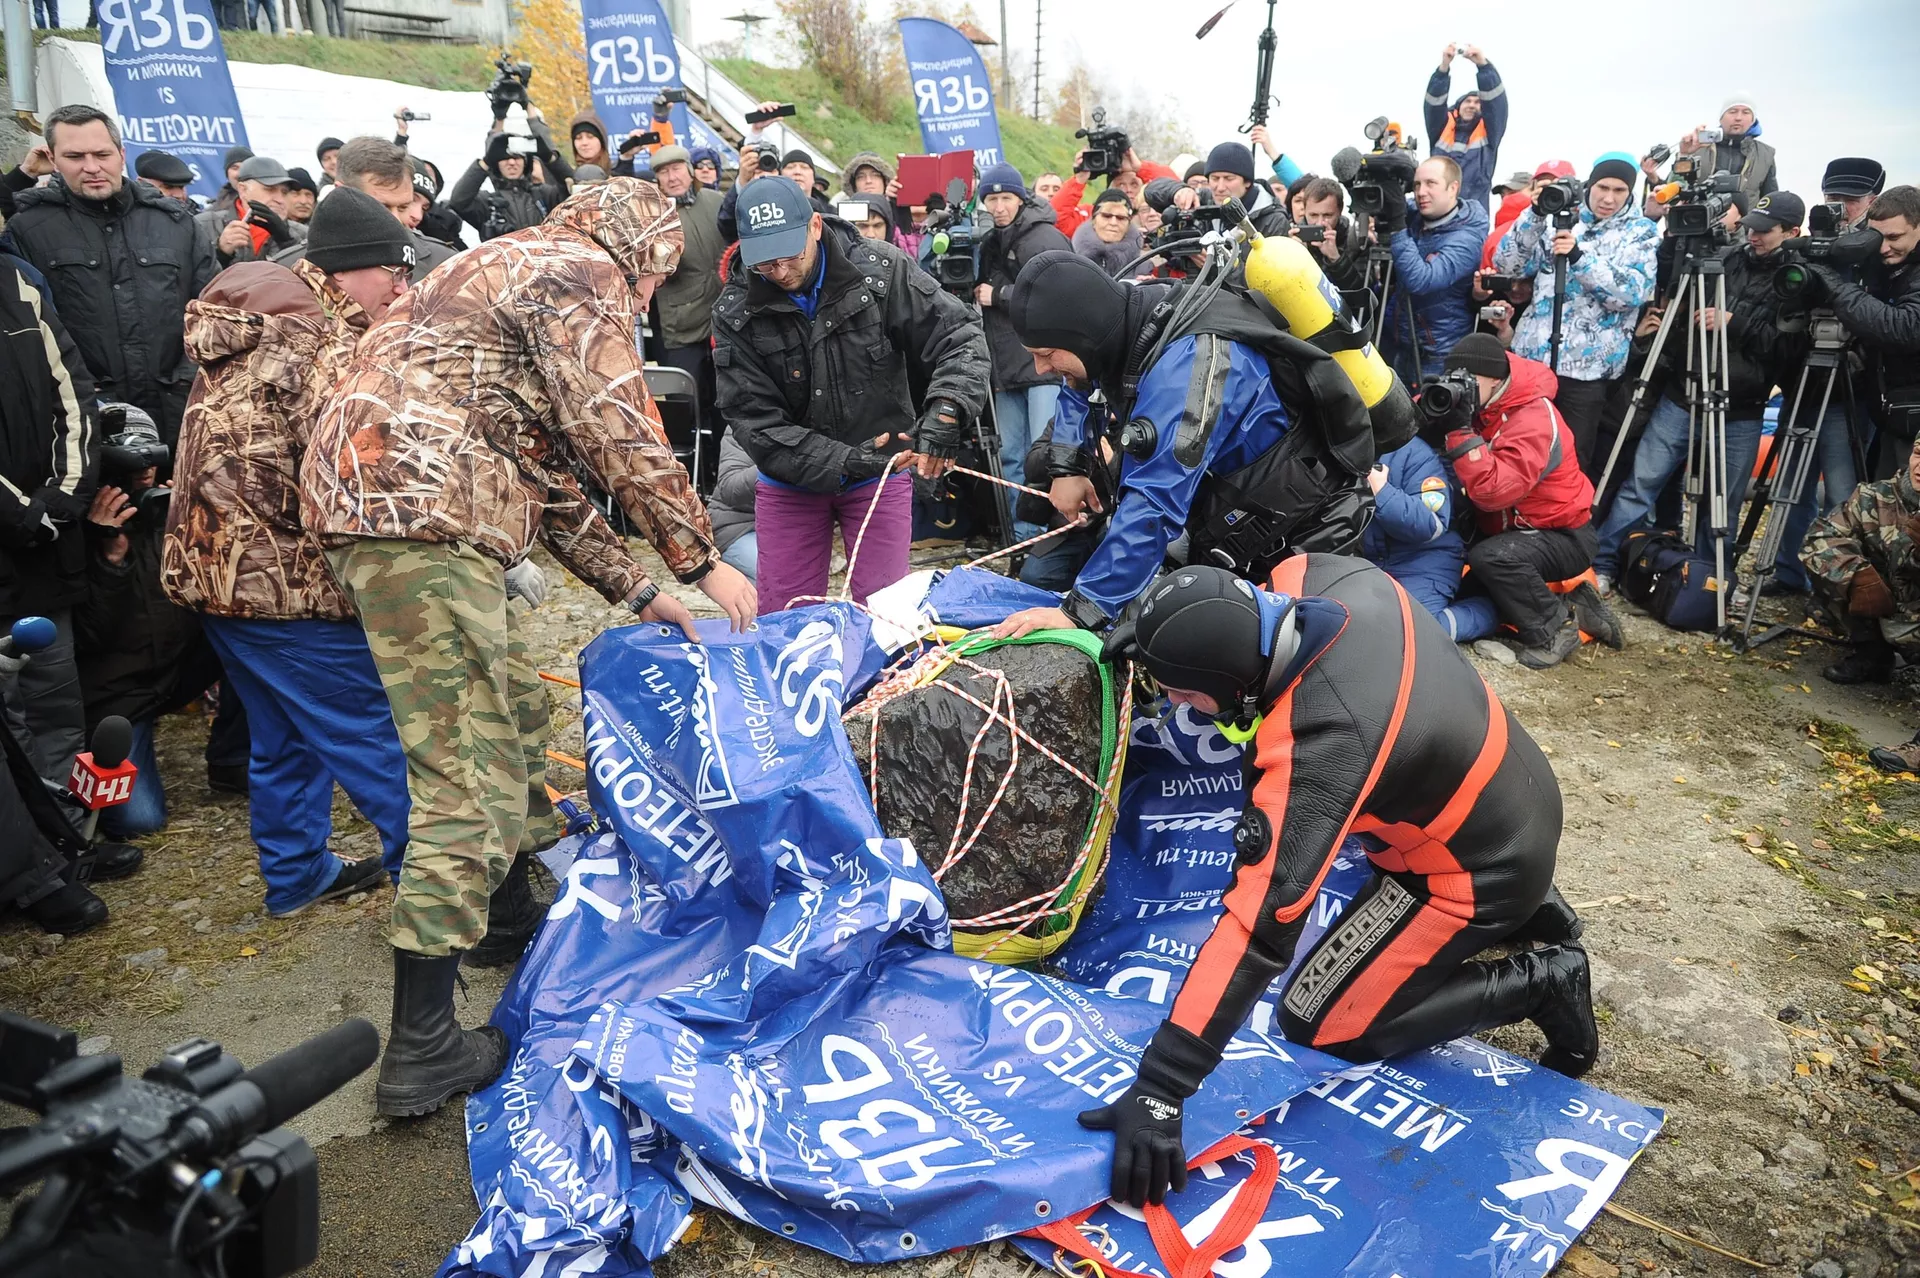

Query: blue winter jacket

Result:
[1494,203,1660,383]
[1382,197,1489,385]
[1423,61,1509,210]
[1360,438,1464,617]
[1053,335,1291,620]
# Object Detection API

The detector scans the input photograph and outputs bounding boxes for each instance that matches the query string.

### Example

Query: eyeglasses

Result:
[751,252,804,274]
[381,265,410,287]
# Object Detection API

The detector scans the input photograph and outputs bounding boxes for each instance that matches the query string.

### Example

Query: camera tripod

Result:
[1729,310,1862,648]
[1358,222,1424,383]
[1592,242,1735,628]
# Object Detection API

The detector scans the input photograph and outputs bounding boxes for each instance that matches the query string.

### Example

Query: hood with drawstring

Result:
[840,150,896,197]
[298,177,715,600]
[568,109,612,164]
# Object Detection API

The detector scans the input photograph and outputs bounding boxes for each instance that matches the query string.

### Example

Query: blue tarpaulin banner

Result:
[444,575,1661,1278]
[578,0,707,165]
[896,17,1004,168]
[96,0,249,200]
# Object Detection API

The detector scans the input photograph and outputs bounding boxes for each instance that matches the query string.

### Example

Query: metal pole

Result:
[998,0,1010,105]
[6,0,38,118]
[1032,0,1042,121]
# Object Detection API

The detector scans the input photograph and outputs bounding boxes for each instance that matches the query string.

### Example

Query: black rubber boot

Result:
[1528,944,1600,1078]
[1825,641,1895,686]
[466,854,543,969]
[375,948,508,1118]
[1517,612,1583,670]
[1509,885,1584,945]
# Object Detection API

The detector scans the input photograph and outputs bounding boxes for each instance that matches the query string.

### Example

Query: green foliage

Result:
[713,57,1079,183]
[12,29,496,92]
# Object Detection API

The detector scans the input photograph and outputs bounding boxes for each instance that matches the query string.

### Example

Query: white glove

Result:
[504,559,548,607]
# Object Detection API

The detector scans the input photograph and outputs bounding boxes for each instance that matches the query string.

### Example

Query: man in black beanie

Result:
[991,249,1378,641]
[1166,140,1289,236]
[316,136,344,187]
[779,148,834,214]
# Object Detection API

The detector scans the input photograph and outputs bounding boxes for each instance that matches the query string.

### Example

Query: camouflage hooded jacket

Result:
[299,179,717,602]
[162,259,362,621]
[1803,462,1920,608]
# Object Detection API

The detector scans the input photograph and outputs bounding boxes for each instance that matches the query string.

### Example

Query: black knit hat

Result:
[1204,141,1256,184]
[316,136,345,162]
[781,149,814,171]
[223,145,254,172]
[1445,332,1512,380]
[306,186,416,274]
[284,166,319,195]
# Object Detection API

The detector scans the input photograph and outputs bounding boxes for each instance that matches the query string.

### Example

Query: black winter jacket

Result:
[0,256,97,615]
[0,178,215,445]
[980,200,1071,390]
[1658,243,1810,411]
[449,125,570,241]
[1826,254,1920,407]
[76,521,202,728]
[713,220,990,493]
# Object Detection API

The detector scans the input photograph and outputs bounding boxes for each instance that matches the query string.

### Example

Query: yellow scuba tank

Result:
[1240,226,1417,452]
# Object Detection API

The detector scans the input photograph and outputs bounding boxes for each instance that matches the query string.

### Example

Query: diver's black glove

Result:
[1077,1021,1221,1207]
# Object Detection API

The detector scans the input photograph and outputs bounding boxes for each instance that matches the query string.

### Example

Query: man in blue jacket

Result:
[1360,436,1476,632]
[1382,156,1489,387]
[1424,44,1509,210]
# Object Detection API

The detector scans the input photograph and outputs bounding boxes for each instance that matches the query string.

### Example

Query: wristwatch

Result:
[627,583,659,615]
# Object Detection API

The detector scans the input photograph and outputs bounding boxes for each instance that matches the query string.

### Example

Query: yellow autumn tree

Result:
[507,0,592,128]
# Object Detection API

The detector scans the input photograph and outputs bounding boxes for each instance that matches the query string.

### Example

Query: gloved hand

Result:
[247,201,291,245]
[1076,1021,1221,1208]
[912,397,967,462]
[843,432,904,483]
[1804,264,1845,305]
[1381,197,1409,236]
[1849,565,1896,618]
[504,559,548,607]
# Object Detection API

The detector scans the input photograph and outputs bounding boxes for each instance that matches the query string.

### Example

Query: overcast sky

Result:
[689,0,1920,204]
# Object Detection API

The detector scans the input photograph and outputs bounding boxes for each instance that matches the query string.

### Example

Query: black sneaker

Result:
[269,856,390,918]
[1870,738,1920,775]
[25,882,109,935]
[1567,582,1625,650]
[1824,647,1894,686]
[72,840,144,883]
[207,764,250,796]
[1517,614,1583,670]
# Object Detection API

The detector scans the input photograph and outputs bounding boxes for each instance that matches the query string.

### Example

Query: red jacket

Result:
[1480,190,1533,269]
[1444,352,1594,533]
[1051,162,1178,238]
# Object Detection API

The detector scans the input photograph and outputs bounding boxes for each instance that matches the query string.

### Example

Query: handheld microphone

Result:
[4,616,57,655]
[68,715,138,815]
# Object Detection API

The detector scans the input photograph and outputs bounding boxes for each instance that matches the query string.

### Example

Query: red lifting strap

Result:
[1022,1134,1281,1278]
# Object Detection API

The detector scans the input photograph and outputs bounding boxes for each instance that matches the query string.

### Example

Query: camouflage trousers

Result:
[329,539,554,955]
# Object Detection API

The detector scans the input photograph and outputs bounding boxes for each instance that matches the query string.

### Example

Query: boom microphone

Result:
[170,1018,380,1157]
[88,716,133,772]
[1330,147,1364,186]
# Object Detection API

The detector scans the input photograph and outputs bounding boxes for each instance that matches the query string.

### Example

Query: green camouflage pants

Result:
[329,539,525,955]
[505,609,562,852]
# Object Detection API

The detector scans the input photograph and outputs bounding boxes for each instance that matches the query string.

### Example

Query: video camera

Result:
[0,1015,378,1277]
[1773,202,1884,301]
[1657,156,1741,239]
[1333,118,1419,219]
[486,54,534,121]
[923,177,992,292]
[99,403,172,535]
[1416,368,1480,438]
[1074,107,1132,182]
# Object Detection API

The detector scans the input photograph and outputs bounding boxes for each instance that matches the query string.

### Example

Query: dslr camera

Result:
[0,1013,377,1277]
[98,403,172,535]
[1074,107,1132,182]
[1532,176,1584,230]
[1416,368,1480,439]
[487,54,534,121]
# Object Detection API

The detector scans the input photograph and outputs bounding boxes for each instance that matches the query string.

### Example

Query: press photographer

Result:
[1051,107,1146,238]
[1292,176,1368,296]
[974,164,1071,539]
[1428,334,1616,668]
[1424,43,1510,208]
[714,179,989,614]
[1591,192,1813,594]
[1493,155,1659,475]
[1381,156,1490,386]
[1794,186,1920,481]
[1670,96,1778,208]
[449,104,571,242]
[1824,157,1887,231]
[1166,142,1290,236]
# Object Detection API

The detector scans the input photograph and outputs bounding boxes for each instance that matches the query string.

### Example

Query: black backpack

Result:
[1619,530,1726,632]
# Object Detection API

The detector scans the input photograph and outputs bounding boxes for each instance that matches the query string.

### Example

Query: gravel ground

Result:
[8,548,1920,1278]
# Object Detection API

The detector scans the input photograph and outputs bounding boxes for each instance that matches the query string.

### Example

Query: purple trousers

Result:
[754,474,913,614]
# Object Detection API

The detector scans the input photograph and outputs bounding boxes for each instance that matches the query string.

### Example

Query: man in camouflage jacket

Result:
[1803,433,1920,771]
[299,178,755,1118]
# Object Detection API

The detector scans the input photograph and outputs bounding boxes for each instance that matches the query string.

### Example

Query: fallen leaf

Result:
[1814,838,1833,850]
[679,1213,706,1245]
[1857,964,1887,983]
[1745,830,1768,848]
[1812,1050,1835,1066]
[1860,1157,1881,1171]
[1848,889,1871,900]
[1864,917,1888,930]
[1674,775,1688,784]
[239,946,259,958]
[1797,1062,1813,1076]
[1847,980,1876,993]
[1560,1245,1620,1278]
[1862,1182,1886,1198]
[1607,740,1622,749]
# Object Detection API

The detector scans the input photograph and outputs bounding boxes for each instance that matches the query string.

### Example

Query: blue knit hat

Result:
[978,162,1028,199]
